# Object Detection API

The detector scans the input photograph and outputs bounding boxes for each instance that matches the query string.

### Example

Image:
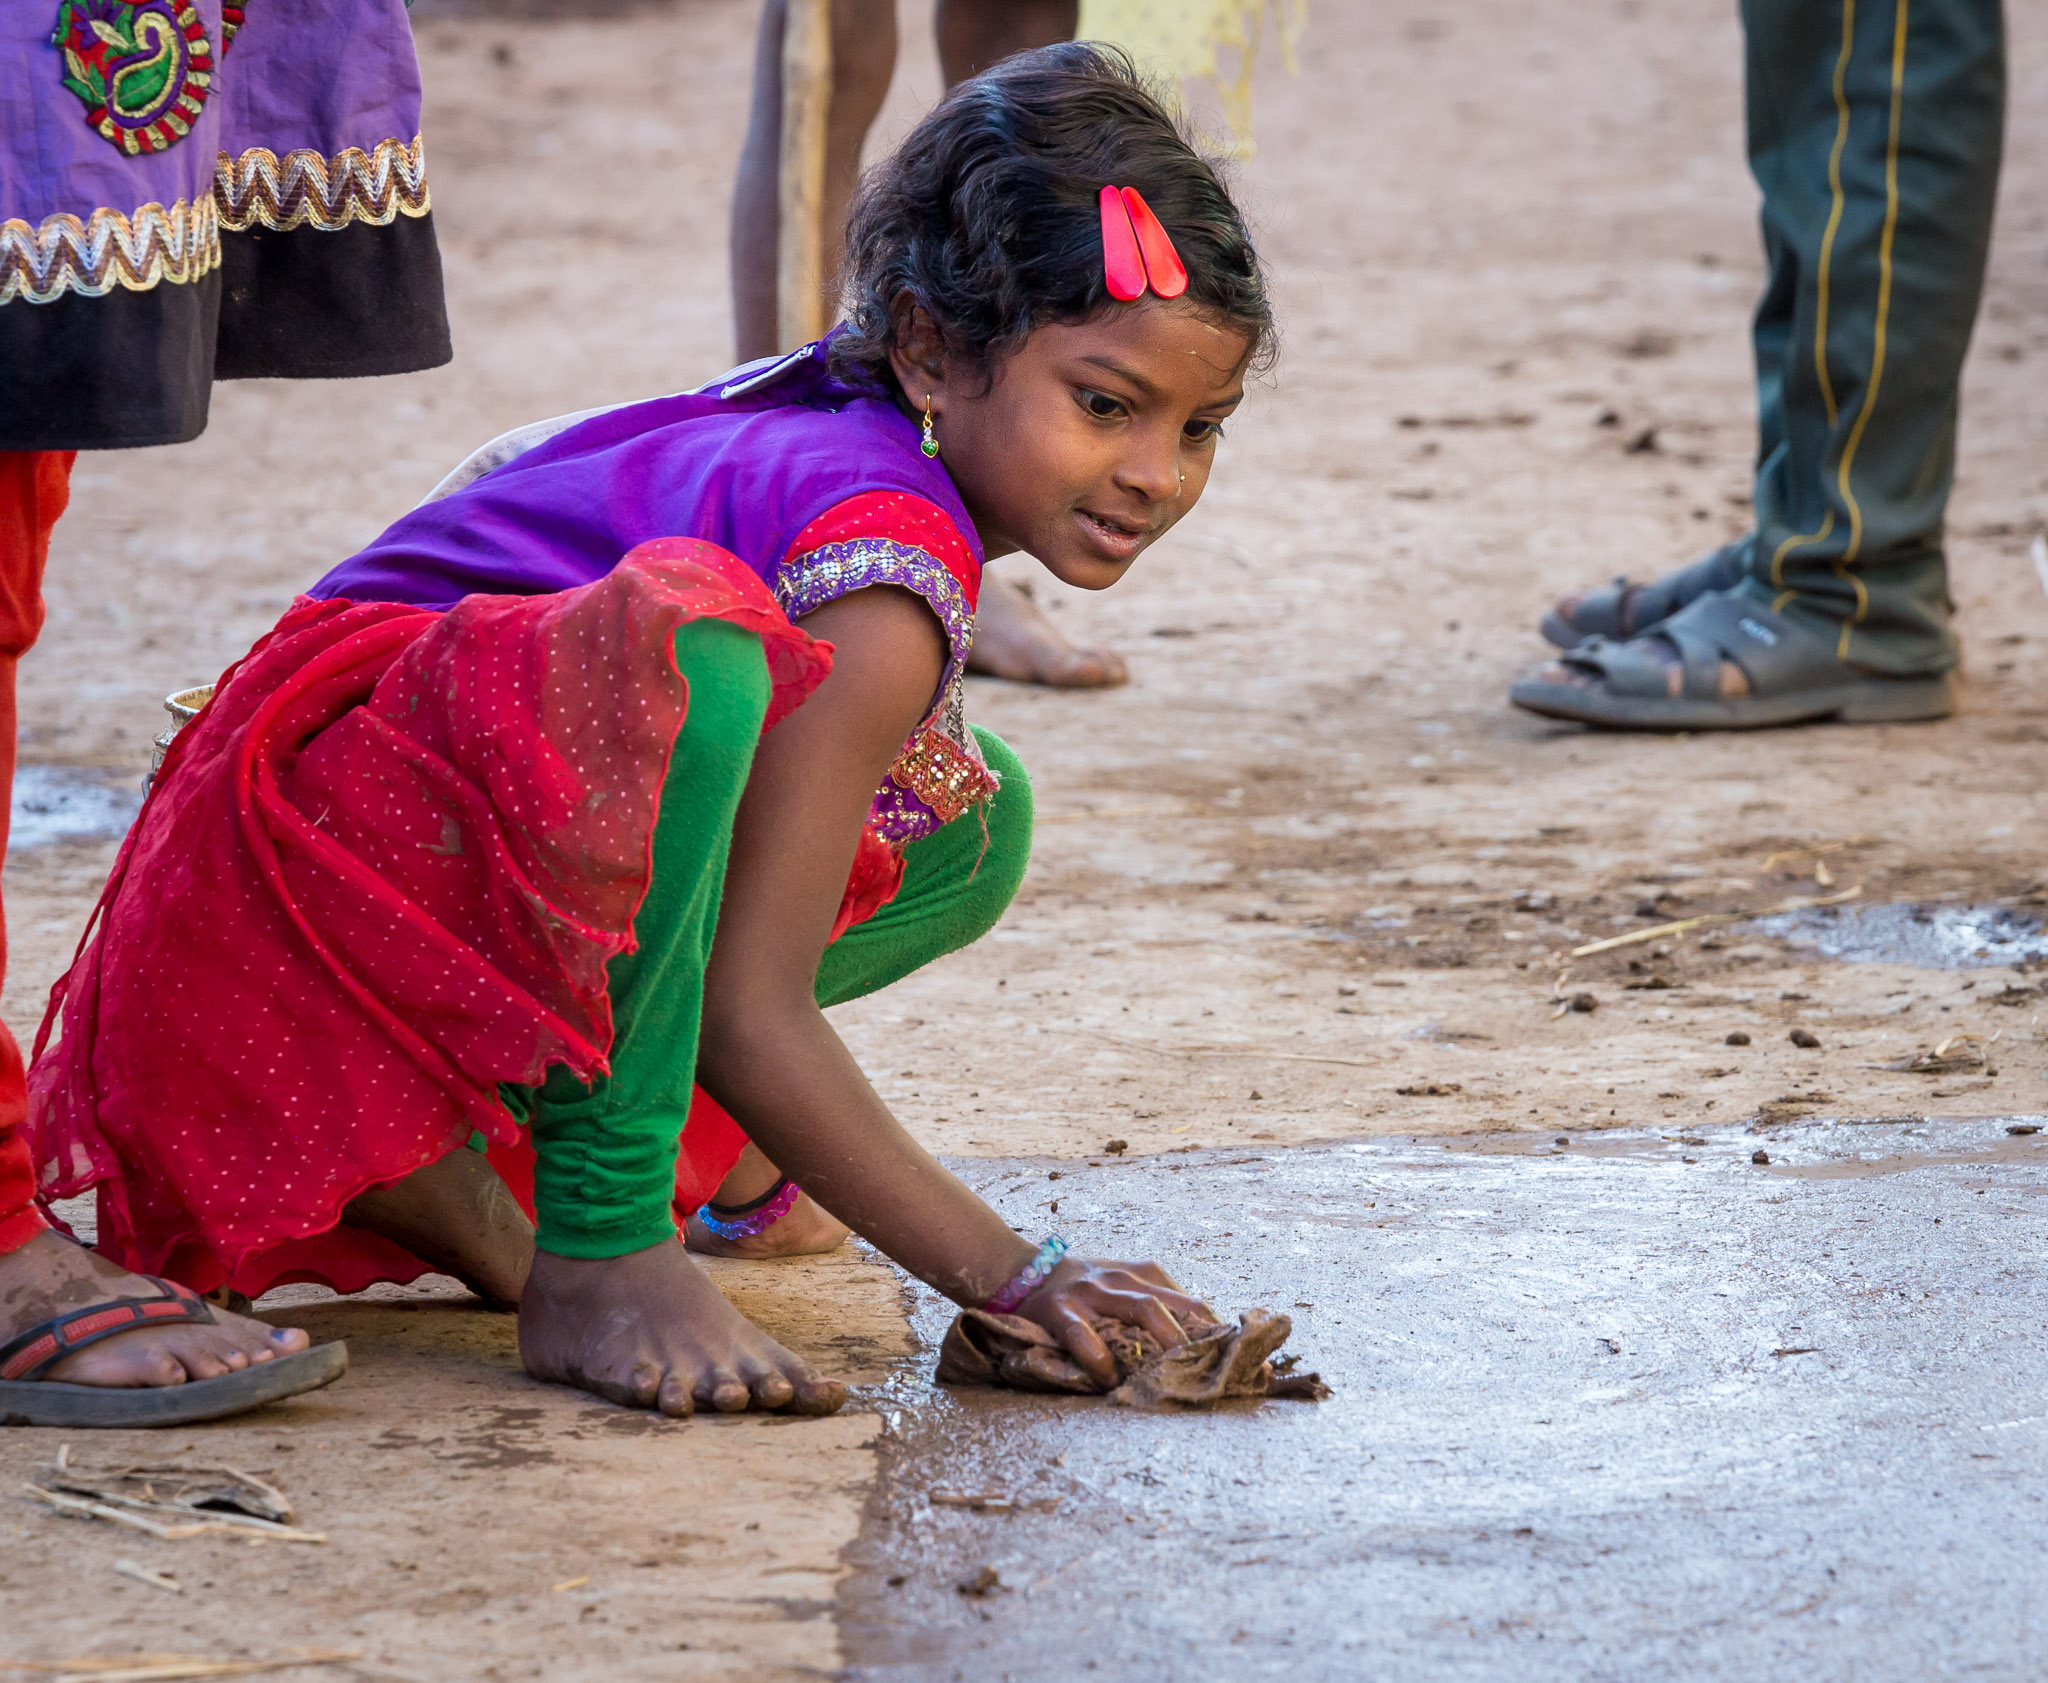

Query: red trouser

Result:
[0,451,73,1254]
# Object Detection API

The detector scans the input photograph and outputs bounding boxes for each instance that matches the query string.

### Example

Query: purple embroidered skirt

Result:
[0,0,451,451]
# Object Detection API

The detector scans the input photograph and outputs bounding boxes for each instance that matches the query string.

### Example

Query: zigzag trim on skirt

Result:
[216,134,432,233]
[0,196,220,305]
[2,135,432,304]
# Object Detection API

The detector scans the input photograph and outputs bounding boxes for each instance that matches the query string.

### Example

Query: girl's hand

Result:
[1014,1257,1219,1388]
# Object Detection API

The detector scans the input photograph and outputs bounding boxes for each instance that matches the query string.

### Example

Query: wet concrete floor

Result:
[1755,901,2048,970]
[840,1119,2048,1681]
[10,765,140,849]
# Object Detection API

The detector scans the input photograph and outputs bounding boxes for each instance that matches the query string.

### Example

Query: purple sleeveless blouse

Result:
[312,340,981,613]
[311,340,995,847]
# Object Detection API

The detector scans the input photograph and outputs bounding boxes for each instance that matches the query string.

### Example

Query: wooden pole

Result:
[776,0,832,352]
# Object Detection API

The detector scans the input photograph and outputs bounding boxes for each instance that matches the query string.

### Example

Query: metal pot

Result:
[147,684,216,789]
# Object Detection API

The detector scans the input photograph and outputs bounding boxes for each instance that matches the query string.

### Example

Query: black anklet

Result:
[706,1176,795,1218]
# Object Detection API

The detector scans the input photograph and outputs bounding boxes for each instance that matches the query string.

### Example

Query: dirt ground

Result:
[3,0,2044,1676]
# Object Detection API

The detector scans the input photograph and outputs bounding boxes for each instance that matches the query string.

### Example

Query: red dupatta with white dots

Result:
[29,541,828,1297]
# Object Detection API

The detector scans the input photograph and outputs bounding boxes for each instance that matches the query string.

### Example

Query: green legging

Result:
[509,618,1032,1257]
[1733,0,2004,673]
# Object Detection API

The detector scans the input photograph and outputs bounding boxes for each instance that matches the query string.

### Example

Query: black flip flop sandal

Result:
[0,1276,347,1428]
[1539,543,1748,650]
[1511,590,1956,731]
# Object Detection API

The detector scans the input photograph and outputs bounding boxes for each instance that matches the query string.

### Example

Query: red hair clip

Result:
[1098,185,1188,302]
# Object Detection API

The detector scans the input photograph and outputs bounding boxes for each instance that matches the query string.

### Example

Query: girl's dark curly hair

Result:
[833,42,1274,396]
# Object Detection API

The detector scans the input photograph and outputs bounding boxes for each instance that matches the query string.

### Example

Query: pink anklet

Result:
[983,1236,1068,1315]
[696,1177,802,1241]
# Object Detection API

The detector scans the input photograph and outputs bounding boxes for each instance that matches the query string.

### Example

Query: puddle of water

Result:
[10,764,141,849]
[1752,901,2048,969]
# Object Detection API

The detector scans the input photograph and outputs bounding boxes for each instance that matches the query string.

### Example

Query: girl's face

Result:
[891,301,1252,588]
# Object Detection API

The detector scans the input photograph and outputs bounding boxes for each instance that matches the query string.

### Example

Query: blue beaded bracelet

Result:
[984,1235,1068,1314]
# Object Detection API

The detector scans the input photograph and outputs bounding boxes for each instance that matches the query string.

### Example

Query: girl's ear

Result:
[886,295,948,402]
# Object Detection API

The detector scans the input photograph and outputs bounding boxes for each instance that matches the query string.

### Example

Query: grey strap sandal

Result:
[1539,543,1748,649]
[1511,591,1956,731]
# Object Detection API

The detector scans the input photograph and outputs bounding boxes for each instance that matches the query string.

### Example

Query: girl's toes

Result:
[595,1359,662,1408]
[790,1373,848,1416]
[698,1368,750,1413]
[655,1372,697,1417]
[748,1368,796,1410]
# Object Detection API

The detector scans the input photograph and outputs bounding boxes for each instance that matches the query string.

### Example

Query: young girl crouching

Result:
[20,45,1274,1418]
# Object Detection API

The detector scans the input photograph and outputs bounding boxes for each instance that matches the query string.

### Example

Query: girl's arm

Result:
[697,586,1207,1381]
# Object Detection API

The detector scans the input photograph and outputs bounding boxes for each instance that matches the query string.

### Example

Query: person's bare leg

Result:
[0,1230,310,1386]
[730,0,784,360]
[731,0,900,361]
[342,1147,535,1306]
[684,1141,849,1259]
[934,0,1078,81]
[520,1237,846,1415]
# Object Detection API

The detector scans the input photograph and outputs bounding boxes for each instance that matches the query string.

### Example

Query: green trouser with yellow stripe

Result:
[505,618,1033,1259]
[1729,0,2004,675]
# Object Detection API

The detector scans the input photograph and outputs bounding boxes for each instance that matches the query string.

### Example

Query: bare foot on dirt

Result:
[519,1238,847,1415]
[343,1146,535,1306]
[968,571,1129,688]
[685,1190,849,1259]
[1,1231,310,1386]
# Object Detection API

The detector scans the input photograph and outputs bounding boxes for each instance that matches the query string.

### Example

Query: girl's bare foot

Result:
[0,1231,310,1387]
[684,1189,849,1259]
[343,1146,535,1306]
[967,572,1128,688]
[518,1238,846,1416]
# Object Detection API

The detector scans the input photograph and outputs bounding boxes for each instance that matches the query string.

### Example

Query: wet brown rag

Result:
[936,1306,1330,1408]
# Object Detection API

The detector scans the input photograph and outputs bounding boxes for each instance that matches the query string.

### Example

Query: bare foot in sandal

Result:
[967,570,1129,688]
[0,1230,309,1386]
[344,1145,535,1306]
[1512,590,1954,729]
[1539,542,1748,649]
[519,1237,846,1415]
[1527,639,1750,700]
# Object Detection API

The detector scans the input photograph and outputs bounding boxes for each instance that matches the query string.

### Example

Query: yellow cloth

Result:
[1077,0,1305,154]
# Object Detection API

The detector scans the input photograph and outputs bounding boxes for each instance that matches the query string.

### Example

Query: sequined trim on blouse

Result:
[216,135,432,233]
[885,724,993,825]
[773,537,973,693]
[772,537,999,846]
